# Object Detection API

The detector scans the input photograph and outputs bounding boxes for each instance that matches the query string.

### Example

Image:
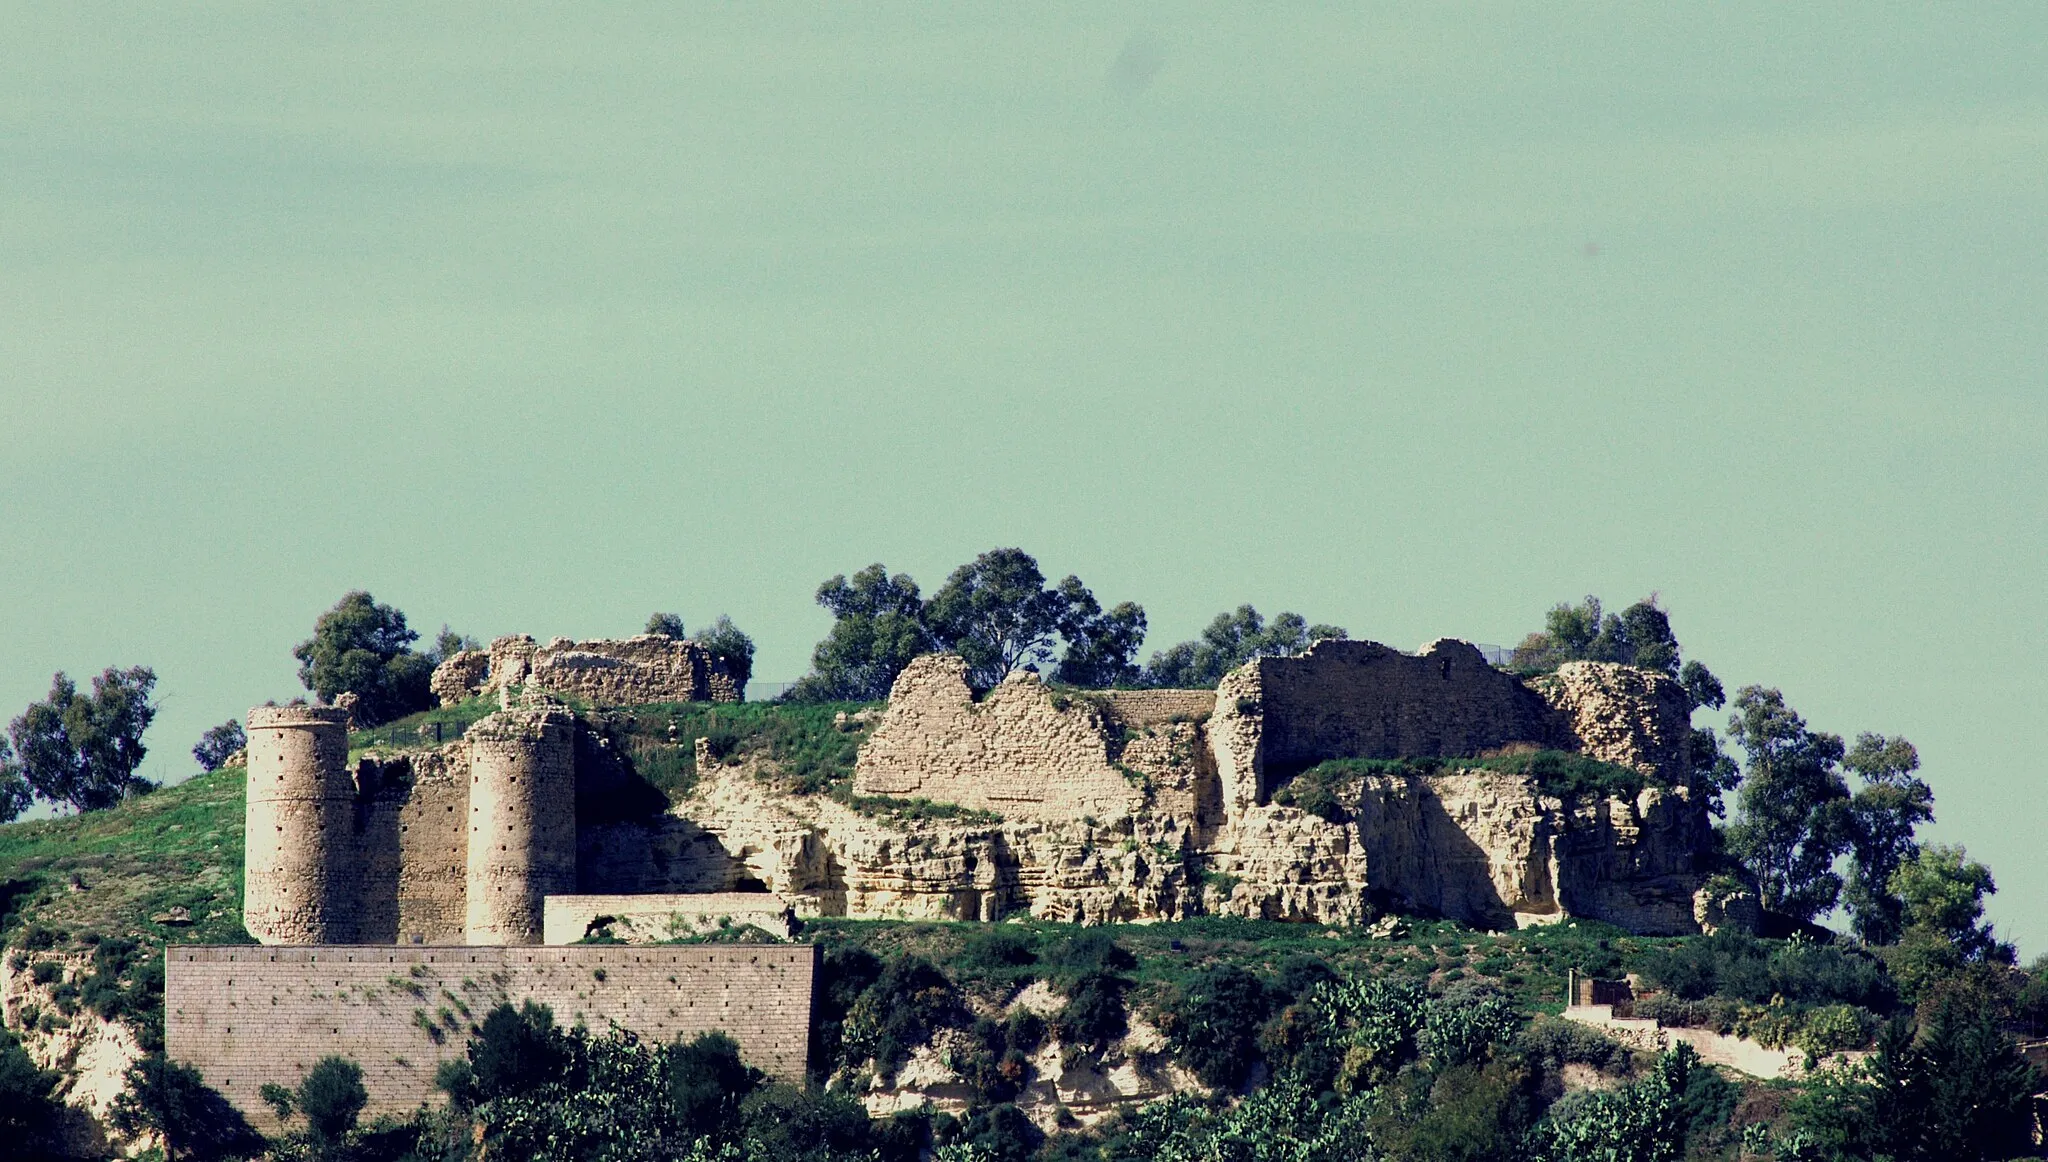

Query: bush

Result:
[842,957,965,1077]
[110,1052,265,1161]
[296,1056,368,1142]
[0,1026,62,1149]
[1053,970,1129,1054]
[1164,964,1272,1088]
[1634,929,1894,1011]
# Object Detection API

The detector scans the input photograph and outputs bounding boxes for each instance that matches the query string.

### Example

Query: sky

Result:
[2,5,2043,950]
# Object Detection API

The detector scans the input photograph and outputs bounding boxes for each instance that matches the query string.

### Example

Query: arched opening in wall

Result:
[734,876,769,893]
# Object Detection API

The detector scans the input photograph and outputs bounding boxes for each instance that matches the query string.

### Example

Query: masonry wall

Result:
[853,656,1147,820]
[477,634,743,706]
[541,893,798,945]
[465,710,576,945]
[1099,690,1216,728]
[244,706,358,945]
[1211,639,1567,807]
[165,944,817,1129]
[392,751,470,945]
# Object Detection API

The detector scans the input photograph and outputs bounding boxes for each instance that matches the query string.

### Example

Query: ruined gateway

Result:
[244,634,1726,944]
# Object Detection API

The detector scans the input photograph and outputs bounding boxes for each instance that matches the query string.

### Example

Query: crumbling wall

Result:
[479,634,742,706]
[1210,639,1566,809]
[1099,690,1215,727]
[429,650,490,707]
[853,657,1151,820]
[1531,662,1694,782]
[541,893,798,944]
[165,944,817,1130]
[393,750,470,945]
[244,706,359,945]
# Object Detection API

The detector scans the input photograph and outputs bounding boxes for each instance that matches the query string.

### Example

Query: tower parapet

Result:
[243,705,358,944]
[464,709,576,944]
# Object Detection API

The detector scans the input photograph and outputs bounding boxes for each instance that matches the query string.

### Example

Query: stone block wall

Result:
[853,656,1146,820]
[244,706,359,945]
[1210,639,1567,808]
[1098,690,1215,728]
[541,893,798,944]
[1530,662,1694,781]
[165,944,817,1129]
[476,634,744,706]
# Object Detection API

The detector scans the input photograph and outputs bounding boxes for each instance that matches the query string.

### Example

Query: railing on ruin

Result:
[353,718,476,750]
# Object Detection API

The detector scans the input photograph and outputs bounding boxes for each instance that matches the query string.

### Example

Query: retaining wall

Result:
[165,943,817,1129]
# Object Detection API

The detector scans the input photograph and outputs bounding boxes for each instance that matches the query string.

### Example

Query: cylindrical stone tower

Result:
[464,709,576,945]
[243,705,359,945]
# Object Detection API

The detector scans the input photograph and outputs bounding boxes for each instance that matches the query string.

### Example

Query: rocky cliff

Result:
[614,643,1722,935]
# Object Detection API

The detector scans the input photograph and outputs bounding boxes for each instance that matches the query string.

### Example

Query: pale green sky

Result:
[3,5,2043,949]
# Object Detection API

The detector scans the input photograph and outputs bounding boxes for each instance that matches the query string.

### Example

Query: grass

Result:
[601,699,881,800]
[0,766,256,1051]
[827,791,1004,826]
[347,696,502,756]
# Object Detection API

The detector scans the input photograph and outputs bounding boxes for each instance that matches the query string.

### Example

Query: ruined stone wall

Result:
[465,710,576,945]
[165,944,817,1130]
[1210,639,1566,808]
[1532,662,1694,781]
[244,706,358,945]
[541,893,797,945]
[1099,690,1215,728]
[477,634,743,707]
[853,656,1146,820]
[393,751,470,945]
[429,650,490,708]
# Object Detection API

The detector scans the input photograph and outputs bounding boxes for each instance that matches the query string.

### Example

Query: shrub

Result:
[1053,970,1129,1053]
[1164,964,1272,1088]
[842,957,965,1077]
[110,1052,264,1160]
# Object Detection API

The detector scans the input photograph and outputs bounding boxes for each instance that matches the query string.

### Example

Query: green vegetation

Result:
[292,590,439,726]
[4,664,159,819]
[346,694,501,754]
[789,549,1147,699]
[1140,604,1347,689]
[1273,750,1654,818]
[602,699,880,800]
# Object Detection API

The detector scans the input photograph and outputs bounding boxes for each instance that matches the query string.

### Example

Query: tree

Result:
[1892,844,1999,958]
[1141,605,1346,688]
[693,615,757,695]
[7,666,159,812]
[1792,1008,2036,1162]
[109,1052,263,1161]
[1723,687,1850,923]
[792,565,934,701]
[1051,576,1147,688]
[192,719,246,773]
[646,612,687,640]
[295,1055,368,1145]
[1840,733,1935,945]
[0,1027,62,1153]
[291,591,435,726]
[0,735,28,824]
[1512,596,1724,709]
[923,549,1070,689]
[429,624,481,662]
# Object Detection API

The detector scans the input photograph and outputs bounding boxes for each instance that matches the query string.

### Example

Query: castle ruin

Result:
[173,632,1737,1125]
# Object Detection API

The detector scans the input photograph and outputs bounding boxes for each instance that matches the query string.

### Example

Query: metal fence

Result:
[354,718,474,750]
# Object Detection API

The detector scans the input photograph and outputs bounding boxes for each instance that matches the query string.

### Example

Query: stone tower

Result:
[463,709,576,945]
[243,705,359,944]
